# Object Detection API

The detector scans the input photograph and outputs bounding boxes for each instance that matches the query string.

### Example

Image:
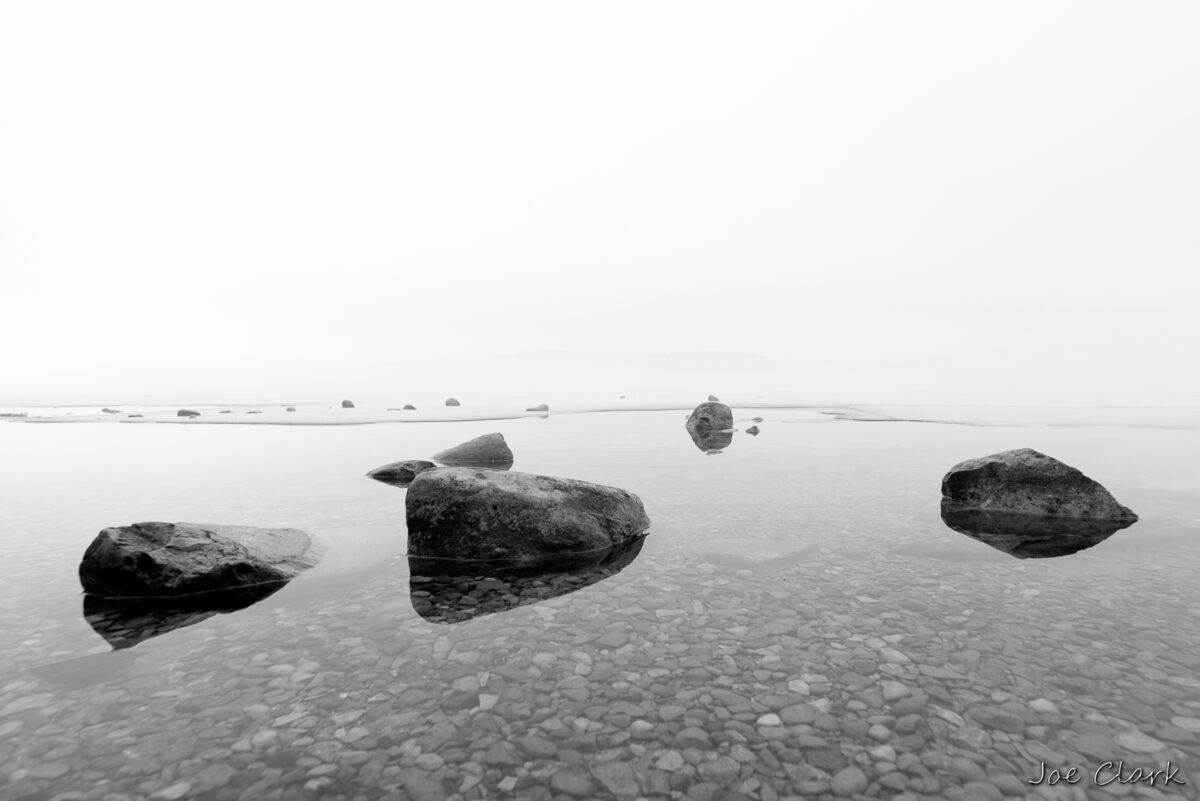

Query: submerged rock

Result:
[409,537,645,624]
[687,401,733,432]
[177,409,200,418]
[526,403,549,412]
[432,432,514,468]
[940,503,1133,559]
[84,584,287,649]
[746,425,760,436]
[941,448,1137,520]
[687,426,733,453]
[79,522,321,598]
[445,398,461,407]
[341,399,355,408]
[406,468,650,561]
[367,459,437,488]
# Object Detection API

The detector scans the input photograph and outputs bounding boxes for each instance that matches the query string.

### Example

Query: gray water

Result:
[2,409,1198,801]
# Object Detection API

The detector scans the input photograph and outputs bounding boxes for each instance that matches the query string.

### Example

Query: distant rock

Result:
[445,398,461,407]
[367,459,437,488]
[752,417,763,423]
[403,404,417,410]
[406,468,650,561]
[286,407,296,412]
[526,403,549,412]
[941,448,1137,520]
[246,411,262,414]
[101,408,122,414]
[79,522,321,598]
[127,414,143,418]
[409,537,645,624]
[746,425,760,436]
[708,394,720,402]
[940,505,1133,559]
[219,410,232,414]
[432,433,514,468]
[341,400,355,408]
[177,409,200,418]
[687,401,733,432]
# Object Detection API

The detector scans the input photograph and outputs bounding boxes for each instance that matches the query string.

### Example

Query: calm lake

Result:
[2,408,1199,801]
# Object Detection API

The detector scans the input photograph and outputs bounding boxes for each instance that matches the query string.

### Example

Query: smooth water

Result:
[2,409,1199,801]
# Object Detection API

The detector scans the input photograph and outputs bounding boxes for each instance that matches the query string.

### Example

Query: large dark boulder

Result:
[432,433,514,468]
[941,449,1137,520]
[406,468,650,561]
[79,522,321,598]
[409,537,645,624]
[686,402,733,432]
[367,459,437,488]
[940,504,1132,559]
[341,400,355,408]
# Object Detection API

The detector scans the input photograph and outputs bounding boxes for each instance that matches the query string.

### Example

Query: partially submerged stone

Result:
[746,425,760,436]
[403,404,416,410]
[367,459,437,488]
[406,468,650,561]
[431,432,514,468]
[445,398,461,407]
[79,522,322,598]
[941,505,1133,559]
[177,409,200,418]
[409,537,645,624]
[941,448,1137,520]
[341,399,355,408]
[526,403,549,412]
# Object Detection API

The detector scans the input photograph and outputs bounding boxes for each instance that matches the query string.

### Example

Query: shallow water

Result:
[2,409,1199,801]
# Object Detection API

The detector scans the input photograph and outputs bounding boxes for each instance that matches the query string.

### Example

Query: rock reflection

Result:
[83,582,287,649]
[940,501,1136,559]
[409,537,646,624]
[686,426,733,453]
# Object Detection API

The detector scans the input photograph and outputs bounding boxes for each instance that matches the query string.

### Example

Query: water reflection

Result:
[686,425,733,453]
[408,536,646,624]
[940,501,1136,559]
[83,582,288,649]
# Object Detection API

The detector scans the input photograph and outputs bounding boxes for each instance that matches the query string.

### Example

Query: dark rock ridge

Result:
[445,398,461,406]
[79,522,321,598]
[367,459,437,488]
[686,401,733,433]
[84,583,287,649]
[341,400,355,408]
[526,403,549,412]
[406,468,650,561]
[409,537,645,624]
[687,426,733,453]
[940,503,1133,559]
[746,425,760,436]
[941,448,1137,520]
[177,409,200,418]
[431,433,514,468]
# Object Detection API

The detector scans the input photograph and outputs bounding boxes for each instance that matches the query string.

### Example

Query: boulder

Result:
[941,449,1137,520]
[708,394,720,402]
[341,400,355,408]
[686,402,733,432]
[940,504,1133,559]
[526,403,549,412]
[406,468,650,561]
[367,459,437,488]
[79,522,321,598]
[445,398,461,406]
[403,404,417,410]
[746,425,760,436]
[409,537,645,624]
[431,433,514,468]
[177,409,200,418]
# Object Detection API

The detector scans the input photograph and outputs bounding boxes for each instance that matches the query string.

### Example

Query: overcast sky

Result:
[2,3,1197,403]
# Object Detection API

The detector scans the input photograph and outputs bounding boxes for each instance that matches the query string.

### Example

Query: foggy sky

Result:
[2,3,1198,404]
